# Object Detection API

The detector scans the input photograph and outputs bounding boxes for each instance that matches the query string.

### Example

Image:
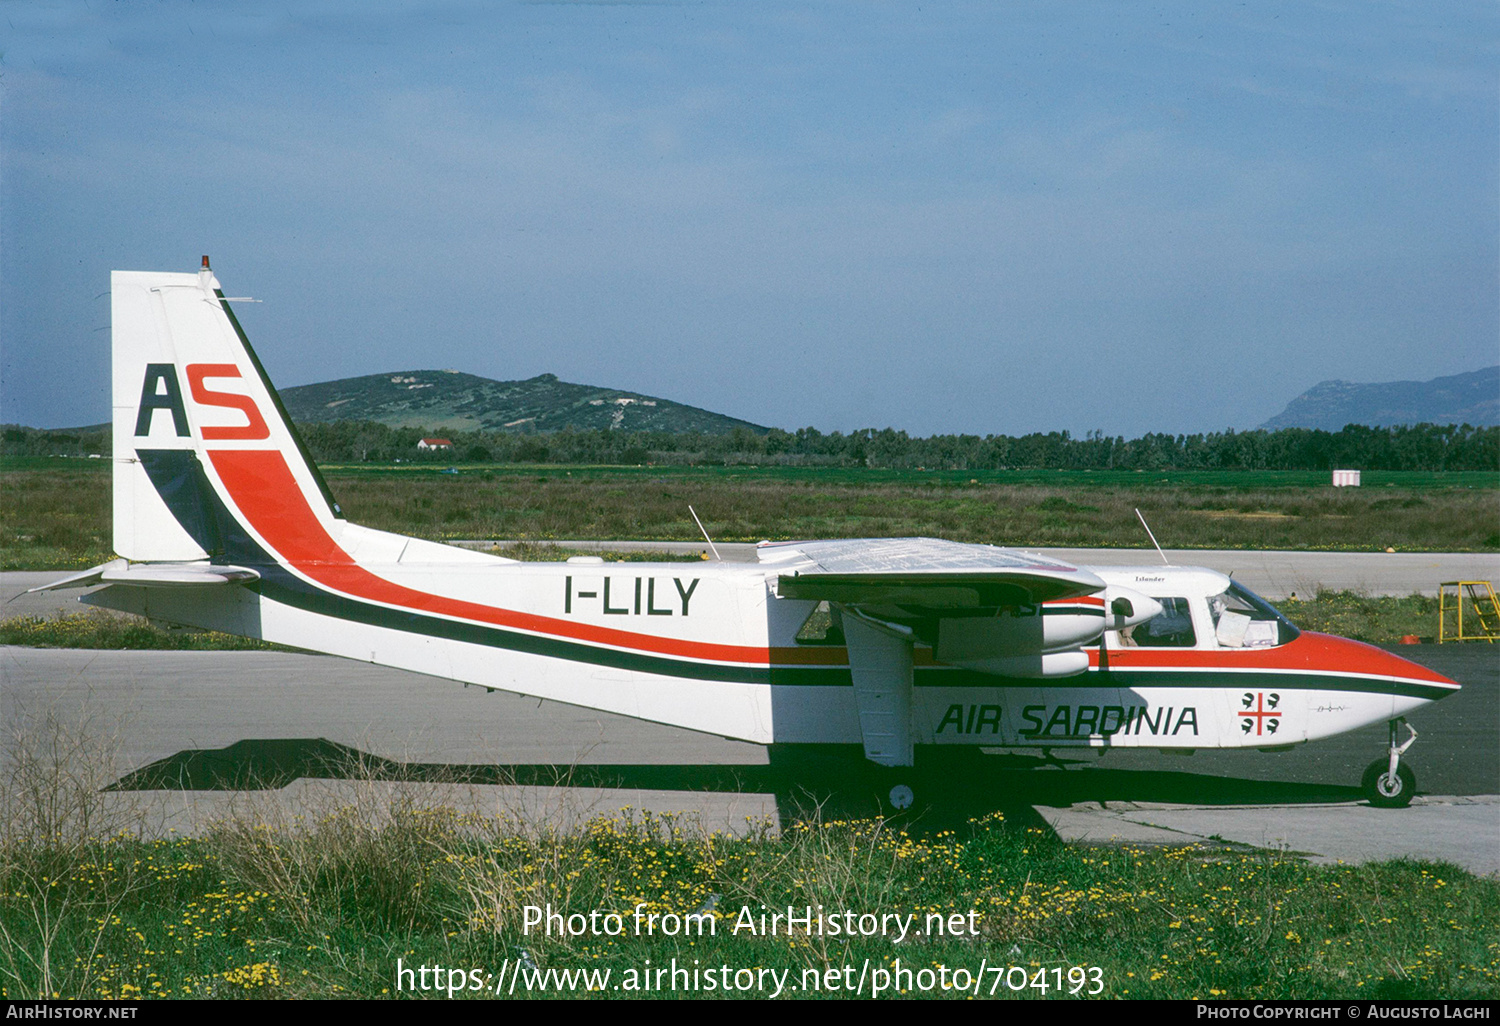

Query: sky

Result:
[3,1,1496,437]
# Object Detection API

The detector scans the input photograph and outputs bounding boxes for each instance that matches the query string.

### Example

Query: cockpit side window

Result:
[1118,597,1197,648]
[1209,581,1300,648]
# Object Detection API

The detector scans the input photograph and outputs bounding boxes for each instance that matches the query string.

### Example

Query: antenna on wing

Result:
[1135,508,1170,566]
[688,505,722,561]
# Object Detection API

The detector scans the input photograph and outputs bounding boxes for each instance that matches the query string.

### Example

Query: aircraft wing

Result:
[760,538,1107,770]
[761,537,1104,606]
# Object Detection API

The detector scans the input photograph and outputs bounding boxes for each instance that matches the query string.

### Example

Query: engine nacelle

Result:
[939,648,1091,679]
[935,608,1095,677]
[933,586,1161,678]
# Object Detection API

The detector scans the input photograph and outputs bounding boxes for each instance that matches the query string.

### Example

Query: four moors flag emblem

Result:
[1240,692,1282,736]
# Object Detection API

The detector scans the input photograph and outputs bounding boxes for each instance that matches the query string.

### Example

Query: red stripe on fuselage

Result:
[208,449,793,665]
[1096,631,1456,684]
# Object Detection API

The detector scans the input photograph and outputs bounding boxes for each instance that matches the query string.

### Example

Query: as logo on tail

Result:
[185,364,269,440]
[133,363,269,441]
[134,364,190,437]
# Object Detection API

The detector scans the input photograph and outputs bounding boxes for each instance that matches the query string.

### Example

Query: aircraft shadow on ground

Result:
[110,738,1366,835]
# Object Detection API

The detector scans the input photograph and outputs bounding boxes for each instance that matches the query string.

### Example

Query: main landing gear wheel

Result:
[866,769,917,815]
[887,784,915,812]
[1362,718,1418,809]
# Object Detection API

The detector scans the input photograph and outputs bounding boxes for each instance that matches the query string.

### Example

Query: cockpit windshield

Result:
[1209,580,1300,649]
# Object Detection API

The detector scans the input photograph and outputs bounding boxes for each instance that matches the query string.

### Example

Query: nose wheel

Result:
[1362,719,1418,808]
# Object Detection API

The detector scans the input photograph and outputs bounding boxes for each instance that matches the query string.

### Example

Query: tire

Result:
[858,763,920,816]
[886,783,915,812]
[1362,759,1416,808]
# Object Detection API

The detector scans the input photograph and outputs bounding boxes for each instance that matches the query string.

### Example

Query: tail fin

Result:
[112,258,342,562]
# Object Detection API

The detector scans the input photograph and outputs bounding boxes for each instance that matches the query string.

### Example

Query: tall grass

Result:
[0,612,280,651]
[5,462,1496,569]
[1280,592,1441,643]
[2,799,1496,999]
[0,467,112,569]
[0,703,148,998]
[331,473,1500,551]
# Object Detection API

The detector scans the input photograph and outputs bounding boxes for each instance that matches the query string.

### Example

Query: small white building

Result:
[1332,469,1361,487]
[417,438,453,451]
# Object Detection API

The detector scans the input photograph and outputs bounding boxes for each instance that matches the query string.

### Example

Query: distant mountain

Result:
[1259,367,1500,431]
[278,370,768,435]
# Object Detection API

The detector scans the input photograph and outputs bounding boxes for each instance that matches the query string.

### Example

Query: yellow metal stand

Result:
[1438,581,1499,643]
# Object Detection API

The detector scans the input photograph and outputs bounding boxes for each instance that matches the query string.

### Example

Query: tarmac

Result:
[1037,795,1499,874]
[2,642,1495,874]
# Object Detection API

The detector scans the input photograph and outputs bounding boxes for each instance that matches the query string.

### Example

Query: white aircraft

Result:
[37,260,1461,809]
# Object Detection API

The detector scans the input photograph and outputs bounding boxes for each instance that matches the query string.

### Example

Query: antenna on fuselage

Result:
[1135,508,1170,566]
[688,505,722,561]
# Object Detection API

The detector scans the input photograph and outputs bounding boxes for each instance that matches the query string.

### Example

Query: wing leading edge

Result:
[764,537,1106,606]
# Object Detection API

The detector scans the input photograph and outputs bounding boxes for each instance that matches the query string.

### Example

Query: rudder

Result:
[112,258,342,562]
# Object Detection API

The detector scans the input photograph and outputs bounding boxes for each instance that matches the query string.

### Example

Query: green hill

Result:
[278,370,768,435]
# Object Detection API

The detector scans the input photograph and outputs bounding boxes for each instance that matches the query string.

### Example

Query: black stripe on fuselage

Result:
[913,665,1454,702]
[134,449,1446,700]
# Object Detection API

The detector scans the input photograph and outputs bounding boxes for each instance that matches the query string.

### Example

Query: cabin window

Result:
[795,601,846,645]
[1119,597,1197,648]
[1209,581,1300,648]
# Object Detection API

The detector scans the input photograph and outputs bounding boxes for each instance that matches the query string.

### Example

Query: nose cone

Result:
[1302,632,1462,702]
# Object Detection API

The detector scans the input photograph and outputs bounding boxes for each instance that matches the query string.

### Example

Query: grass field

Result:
[4,458,1496,570]
[2,793,1496,1000]
[0,611,283,651]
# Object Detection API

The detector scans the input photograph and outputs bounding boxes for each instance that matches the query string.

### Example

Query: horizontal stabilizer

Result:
[27,559,261,593]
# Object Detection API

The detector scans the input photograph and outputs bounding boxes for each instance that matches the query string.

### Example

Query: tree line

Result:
[5,420,1496,471]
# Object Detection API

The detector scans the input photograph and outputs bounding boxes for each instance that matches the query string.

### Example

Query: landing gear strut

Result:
[1361,718,1417,808]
